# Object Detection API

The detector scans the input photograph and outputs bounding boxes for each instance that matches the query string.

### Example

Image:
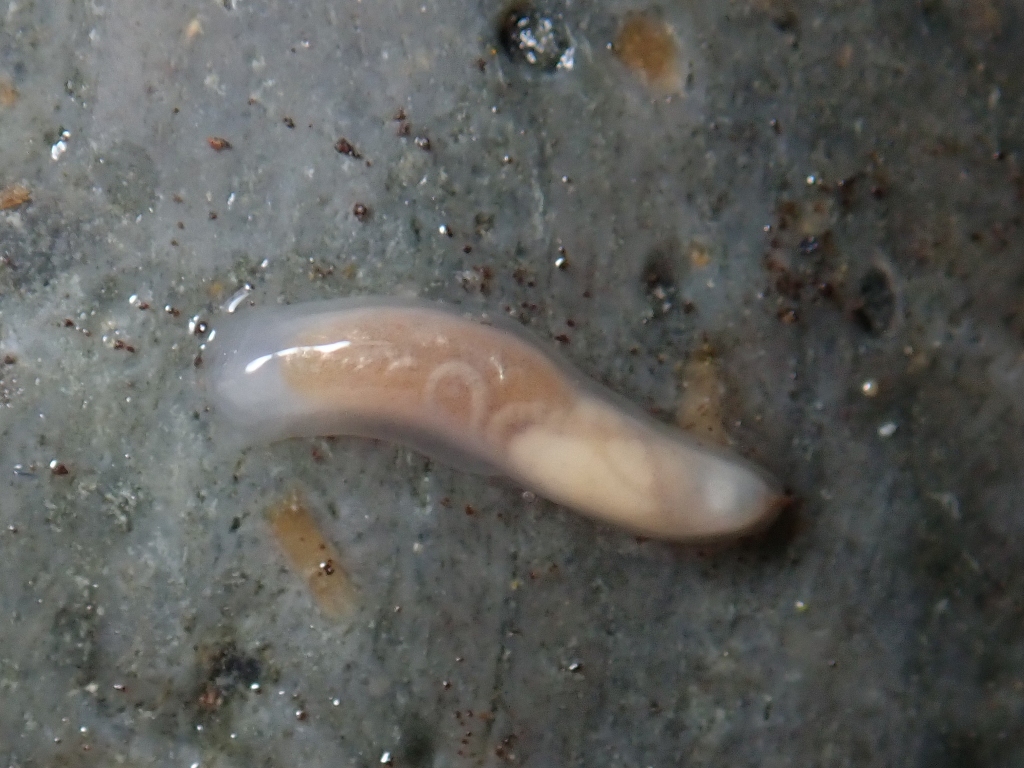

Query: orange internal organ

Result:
[279,308,575,448]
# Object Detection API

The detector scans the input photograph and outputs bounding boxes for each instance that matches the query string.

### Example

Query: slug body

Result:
[209,298,783,541]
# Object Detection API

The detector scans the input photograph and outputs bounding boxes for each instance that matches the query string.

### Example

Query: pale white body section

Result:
[207,297,783,541]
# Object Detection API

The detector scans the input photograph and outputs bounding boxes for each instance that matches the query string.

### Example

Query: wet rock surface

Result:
[0,0,1022,765]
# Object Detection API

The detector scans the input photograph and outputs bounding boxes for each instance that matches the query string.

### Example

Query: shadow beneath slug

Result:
[740,492,804,558]
[660,492,805,561]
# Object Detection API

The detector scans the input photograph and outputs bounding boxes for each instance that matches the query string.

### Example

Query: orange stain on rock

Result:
[0,184,30,211]
[676,348,729,446]
[266,489,355,619]
[614,13,682,93]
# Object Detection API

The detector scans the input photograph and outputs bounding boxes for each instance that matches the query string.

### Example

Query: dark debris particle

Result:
[334,137,362,158]
[641,244,679,316]
[196,640,261,709]
[283,116,295,128]
[798,236,820,256]
[512,266,535,286]
[112,340,136,353]
[836,173,861,210]
[353,202,370,221]
[498,3,571,71]
[852,268,895,335]
[777,307,799,324]
[414,136,431,151]
[207,136,232,151]
[762,0,799,31]
[642,249,675,290]
[3,354,15,365]
[50,463,70,476]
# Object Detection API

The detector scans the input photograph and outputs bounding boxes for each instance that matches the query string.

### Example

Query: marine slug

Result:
[208,297,784,541]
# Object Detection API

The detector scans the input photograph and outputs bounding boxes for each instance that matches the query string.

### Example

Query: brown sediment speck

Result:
[352,202,370,221]
[0,184,31,211]
[266,489,355,619]
[393,108,412,137]
[207,137,232,151]
[334,137,361,158]
[614,12,682,92]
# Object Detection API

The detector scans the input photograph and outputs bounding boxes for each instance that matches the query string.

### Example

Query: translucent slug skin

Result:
[208,298,784,541]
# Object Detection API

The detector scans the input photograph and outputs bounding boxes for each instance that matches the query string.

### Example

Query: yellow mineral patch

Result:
[0,78,17,108]
[0,184,30,211]
[676,350,729,446]
[184,17,204,42]
[614,13,682,93]
[266,489,355,619]
[688,241,711,269]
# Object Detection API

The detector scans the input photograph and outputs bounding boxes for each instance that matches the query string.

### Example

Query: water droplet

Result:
[224,283,253,313]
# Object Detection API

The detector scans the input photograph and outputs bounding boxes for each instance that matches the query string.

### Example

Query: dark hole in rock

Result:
[641,242,681,317]
[498,3,571,72]
[852,267,895,335]
[399,714,436,766]
[198,639,261,701]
